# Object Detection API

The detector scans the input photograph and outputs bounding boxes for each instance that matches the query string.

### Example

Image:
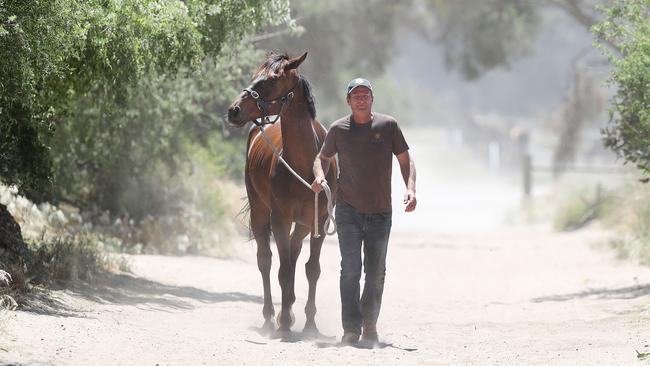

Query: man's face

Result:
[347,87,373,114]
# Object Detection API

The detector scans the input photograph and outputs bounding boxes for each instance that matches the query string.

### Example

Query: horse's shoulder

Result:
[247,123,281,141]
[247,124,282,165]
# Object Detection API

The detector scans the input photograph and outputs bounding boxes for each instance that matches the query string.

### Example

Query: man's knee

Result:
[341,269,362,282]
[365,268,386,287]
[340,259,362,282]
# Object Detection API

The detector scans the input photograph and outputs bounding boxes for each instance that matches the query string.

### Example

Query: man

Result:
[312,78,417,345]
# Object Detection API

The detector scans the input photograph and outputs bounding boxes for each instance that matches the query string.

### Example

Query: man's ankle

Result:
[361,323,378,343]
[361,332,379,347]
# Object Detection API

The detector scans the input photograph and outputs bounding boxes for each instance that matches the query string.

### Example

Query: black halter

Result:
[243,79,299,126]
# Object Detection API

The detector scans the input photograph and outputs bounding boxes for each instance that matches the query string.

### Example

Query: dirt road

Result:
[2,224,650,365]
[2,128,649,365]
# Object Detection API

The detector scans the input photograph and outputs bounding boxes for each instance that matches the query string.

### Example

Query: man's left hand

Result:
[403,191,417,212]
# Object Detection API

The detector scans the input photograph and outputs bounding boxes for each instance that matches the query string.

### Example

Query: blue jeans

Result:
[335,201,392,335]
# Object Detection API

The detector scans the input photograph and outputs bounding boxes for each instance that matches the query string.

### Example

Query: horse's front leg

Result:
[271,212,300,336]
[303,218,326,337]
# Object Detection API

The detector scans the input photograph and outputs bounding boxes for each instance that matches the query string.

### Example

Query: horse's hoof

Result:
[261,319,276,335]
[302,321,320,339]
[276,309,295,329]
[272,328,293,341]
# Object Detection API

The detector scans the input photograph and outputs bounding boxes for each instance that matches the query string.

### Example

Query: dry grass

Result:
[605,182,650,263]
[549,179,650,264]
[0,269,17,310]
[553,184,614,231]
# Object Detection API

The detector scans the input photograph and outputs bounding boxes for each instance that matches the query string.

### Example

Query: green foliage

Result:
[0,0,292,204]
[268,0,543,122]
[50,46,257,217]
[0,0,65,199]
[267,0,411,122]
[593,0,650,177]
[420,0,542,80]
[119,146,246,255]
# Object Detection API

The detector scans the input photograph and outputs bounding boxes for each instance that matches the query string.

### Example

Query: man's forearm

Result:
[401,156,416,193]
[313,154,330,179]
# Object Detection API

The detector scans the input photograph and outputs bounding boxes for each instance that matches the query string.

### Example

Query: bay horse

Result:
[226,52,337,337]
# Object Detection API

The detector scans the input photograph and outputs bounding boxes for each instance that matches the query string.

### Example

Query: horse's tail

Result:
[236,198,254,241]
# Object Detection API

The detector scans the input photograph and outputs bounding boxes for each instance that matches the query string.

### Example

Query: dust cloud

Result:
[391,126,522,236]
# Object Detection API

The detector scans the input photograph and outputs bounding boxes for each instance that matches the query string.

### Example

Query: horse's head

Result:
[226,52,308,127]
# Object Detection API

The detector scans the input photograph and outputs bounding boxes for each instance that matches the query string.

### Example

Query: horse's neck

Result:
[279,93,318,179]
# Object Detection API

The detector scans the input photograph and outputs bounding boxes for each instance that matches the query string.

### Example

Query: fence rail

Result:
[522,153,627,198]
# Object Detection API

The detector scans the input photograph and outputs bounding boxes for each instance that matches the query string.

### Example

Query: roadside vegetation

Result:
[552,183,615,231]
[607,183,650,263]
[0,184,127,309]
[553,0,650,264]
[0,0,293,307]
[552,180,650,263]
[1,0,648,306]
[586,0,650,263]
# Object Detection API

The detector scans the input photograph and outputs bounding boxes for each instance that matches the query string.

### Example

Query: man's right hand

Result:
[311,177,326,193]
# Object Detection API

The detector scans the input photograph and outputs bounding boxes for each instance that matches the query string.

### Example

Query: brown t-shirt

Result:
[321,112,409,213]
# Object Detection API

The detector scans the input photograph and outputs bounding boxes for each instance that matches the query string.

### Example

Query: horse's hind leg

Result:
[304,219,326,336]
[250,202,274,334]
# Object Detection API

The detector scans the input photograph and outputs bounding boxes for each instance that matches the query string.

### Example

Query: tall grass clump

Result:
[607,183,650,263]
[553,184,614,231]
[552,180,650,264]
[0,269,17,310]
[1,233,124,306]
[0,185,129,308]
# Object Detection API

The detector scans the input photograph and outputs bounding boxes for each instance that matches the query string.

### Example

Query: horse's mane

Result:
[253,52,316,119]
[252,52,290,79]
[301,77,316,119]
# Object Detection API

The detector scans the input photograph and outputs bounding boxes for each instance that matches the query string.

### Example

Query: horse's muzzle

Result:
[228,105,241,119]
[226,106,248,127]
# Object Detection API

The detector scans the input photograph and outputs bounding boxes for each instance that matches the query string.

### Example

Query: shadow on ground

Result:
[20,271,262,316]
[19,289,82,318]
[315,340,418,351]
[243,327,418,351]
[247,326,337,343]
[530,283,650,303]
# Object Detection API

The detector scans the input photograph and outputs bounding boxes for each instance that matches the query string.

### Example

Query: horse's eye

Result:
[250,90,259,99]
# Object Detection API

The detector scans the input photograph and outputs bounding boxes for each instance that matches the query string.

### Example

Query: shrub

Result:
[607,182,650,263]
[553,184,614,231]
[593,0,650,178]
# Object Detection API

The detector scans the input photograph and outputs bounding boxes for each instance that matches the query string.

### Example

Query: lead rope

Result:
[255,125,336,238]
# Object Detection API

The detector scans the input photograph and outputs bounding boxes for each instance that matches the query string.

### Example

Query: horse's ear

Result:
[284,52,308,72]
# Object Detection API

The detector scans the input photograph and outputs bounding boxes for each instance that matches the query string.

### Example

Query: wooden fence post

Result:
[523,153,532,198]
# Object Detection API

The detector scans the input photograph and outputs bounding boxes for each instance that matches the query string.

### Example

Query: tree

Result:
[417,0,542,80]
[0,0,294,252]
[0,0,292,201]
[265,0,412,122]
[593,0,650,178]
[50,46,261,217]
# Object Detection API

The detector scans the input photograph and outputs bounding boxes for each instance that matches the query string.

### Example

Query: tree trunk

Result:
[0,203,28,261]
